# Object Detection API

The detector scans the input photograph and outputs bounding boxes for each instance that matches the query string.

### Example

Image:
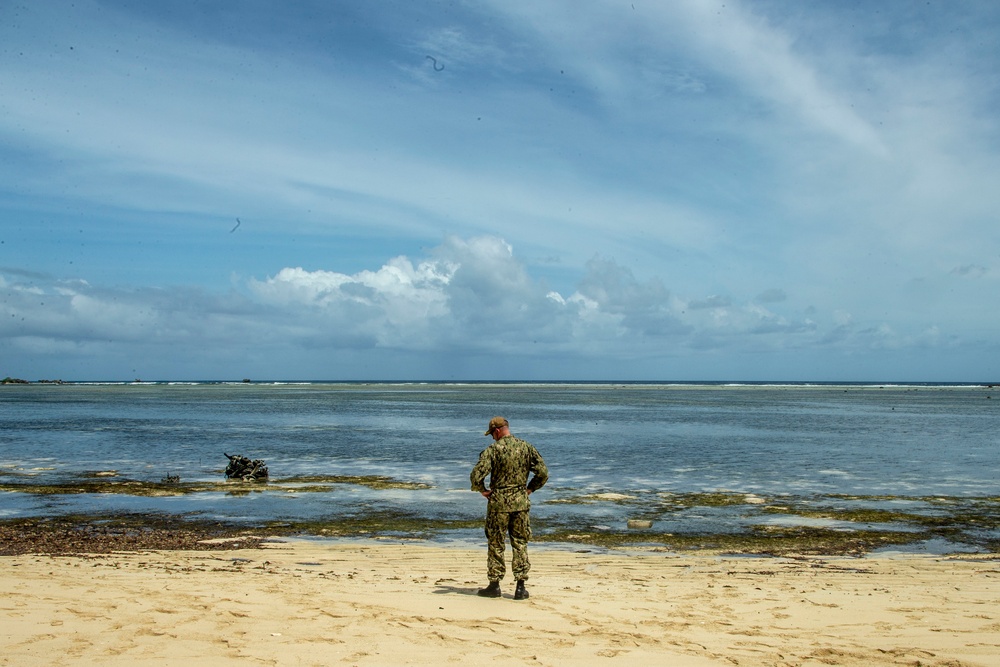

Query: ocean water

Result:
[2,382,998,549]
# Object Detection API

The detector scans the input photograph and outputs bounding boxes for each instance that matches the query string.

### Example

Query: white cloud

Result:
[2,2,999,381]
[5,235,980,380]
[483,0,886,152]
[671,0,887,154]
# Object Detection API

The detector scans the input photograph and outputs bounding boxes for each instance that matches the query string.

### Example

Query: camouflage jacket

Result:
[470,435,549,513]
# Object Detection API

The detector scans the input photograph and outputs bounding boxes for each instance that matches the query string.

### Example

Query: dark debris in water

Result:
[0,514,268,556]
[540,491,1000,555]
[0,508,990,558]
[280,474,433,490]
[261,513,481,540]
[761,502,1000,531]
[0,473,432,497]
[0,512,481,556]
[2,488,998,557]
[536,525,929,557]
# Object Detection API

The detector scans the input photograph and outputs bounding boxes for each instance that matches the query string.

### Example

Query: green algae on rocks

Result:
[535,525,928,556]
[0,474,433,497]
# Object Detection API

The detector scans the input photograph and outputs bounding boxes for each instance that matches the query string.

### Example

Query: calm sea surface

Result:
[2,382,998,549]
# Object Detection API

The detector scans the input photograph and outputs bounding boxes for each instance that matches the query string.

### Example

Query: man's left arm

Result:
[526,447,549,493]
[470,449,492,497]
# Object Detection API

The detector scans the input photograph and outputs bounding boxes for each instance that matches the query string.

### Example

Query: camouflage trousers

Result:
[484,508,532,582]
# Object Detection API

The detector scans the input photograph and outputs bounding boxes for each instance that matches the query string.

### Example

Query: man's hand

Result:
[481,490,491,498]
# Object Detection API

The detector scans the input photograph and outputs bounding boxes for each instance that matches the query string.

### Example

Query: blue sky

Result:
[2,0,998,382]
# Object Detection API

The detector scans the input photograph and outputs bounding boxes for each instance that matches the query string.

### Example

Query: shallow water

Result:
[2,382,998,551]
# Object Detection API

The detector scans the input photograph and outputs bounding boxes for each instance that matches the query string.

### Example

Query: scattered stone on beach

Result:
[744,494,766,504]
[627,519,653,529]
[224,453,269,481]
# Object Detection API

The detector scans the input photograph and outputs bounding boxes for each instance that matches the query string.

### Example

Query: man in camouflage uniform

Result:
[470,416,548,600]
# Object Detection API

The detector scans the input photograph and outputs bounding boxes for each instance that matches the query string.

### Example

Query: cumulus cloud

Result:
[2,235,945,381]
[250,256,455,346]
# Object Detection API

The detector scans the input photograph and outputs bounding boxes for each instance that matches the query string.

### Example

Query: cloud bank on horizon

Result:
[1,1,998,381]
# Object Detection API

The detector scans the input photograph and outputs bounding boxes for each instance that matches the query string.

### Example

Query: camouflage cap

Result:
[484,416,509,435]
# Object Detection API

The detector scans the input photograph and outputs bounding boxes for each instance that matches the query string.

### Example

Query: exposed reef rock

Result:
[224,453,269,481]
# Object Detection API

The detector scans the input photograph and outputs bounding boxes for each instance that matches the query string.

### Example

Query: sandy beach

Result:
[2,539,998,667]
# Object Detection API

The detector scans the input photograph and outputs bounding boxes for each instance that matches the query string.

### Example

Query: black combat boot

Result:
[477,581,502,598]
[514,580,529,600]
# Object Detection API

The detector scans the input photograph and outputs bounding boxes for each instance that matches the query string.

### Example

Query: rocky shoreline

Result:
[1,377,67,384]
[0,515,268,556]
